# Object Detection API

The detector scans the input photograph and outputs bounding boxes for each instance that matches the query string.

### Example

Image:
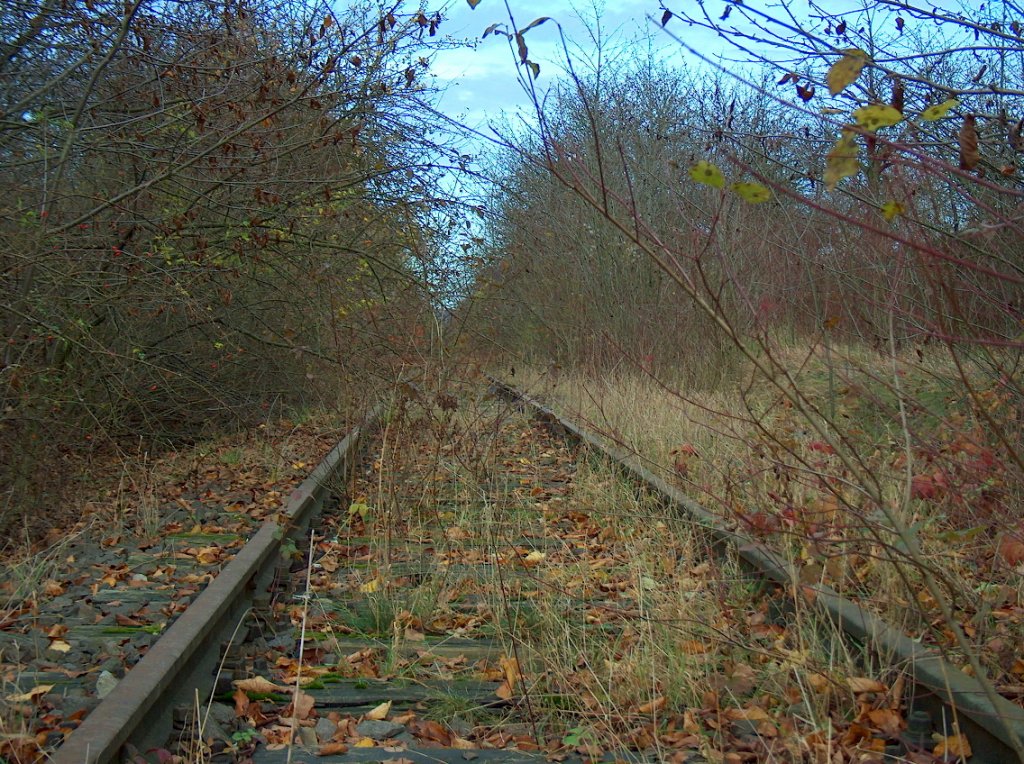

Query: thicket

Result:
[0,0,460,536]
[461,0,1024,753]
[469,10,1023,375]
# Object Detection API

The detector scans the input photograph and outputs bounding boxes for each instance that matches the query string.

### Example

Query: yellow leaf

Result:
[354,737,377,747]
[6,684,53,702]
[348,501,370,519]
[921,98,959,121]
[826,49,870,95]
[365,700,391,720]
[728,705,772,721]
[934,732,972,758]
[881,201,905,221]
[824,129,860,190]
[48,639,72,653]
[689,160,725,189]
[359,576,382,593]
[523,550,546,565]
[499,655,520,689]
[731,181,772,203]
[853,104,903,131]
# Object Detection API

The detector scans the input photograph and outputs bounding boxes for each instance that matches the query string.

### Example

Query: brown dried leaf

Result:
[234,676,288,694]
[289,690,315,721]
[848,677,887,693]
[959,114,980,170]
[637,696,667,714]
[233,688,250,717]
[318,742,349,755]
[890,75,904,113]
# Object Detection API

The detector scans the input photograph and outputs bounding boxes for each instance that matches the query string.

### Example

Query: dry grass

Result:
[331,388,886,757]
[507,341,1024,693]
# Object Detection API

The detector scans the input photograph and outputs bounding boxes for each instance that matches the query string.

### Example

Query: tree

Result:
[0,0,461,534]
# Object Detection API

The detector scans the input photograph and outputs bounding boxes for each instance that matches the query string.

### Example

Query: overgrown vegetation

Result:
[458,0,1024,757]
[1,0,466,536]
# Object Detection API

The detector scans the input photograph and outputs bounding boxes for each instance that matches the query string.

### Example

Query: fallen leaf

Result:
[866,708,904,736]
[728,705,772,721]
[319,742,349,754]
[233,688,250,717]
[199,545,223,563]
[998,535,1024,566]
[359,577,383,594]
[287,690,315,721]
[5,685,53,702]
[637,696,667,714]
[848,677,887,693]
[365,700,392,721]
[499,655,520,689]
[354,737,377,747]
[934,732,972,758]
[234,676,288,694]
[48,639,72,653]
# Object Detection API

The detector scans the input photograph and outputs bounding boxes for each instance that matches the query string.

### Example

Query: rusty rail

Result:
[489,375,1024,764]
[52,404,383,764]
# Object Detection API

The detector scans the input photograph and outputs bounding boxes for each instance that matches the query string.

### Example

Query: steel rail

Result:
[489,375,1024,764]
[52,404,384,764]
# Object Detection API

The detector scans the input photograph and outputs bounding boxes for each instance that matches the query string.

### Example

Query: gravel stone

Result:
[315,716,338,742]
[49,595,75,610]
[199,714,232,744]
[95,669,118,698]
[208,701,235,726]
[354,719,406,739]
[76,602,100,621]
[297,726,318,747]
[99,657,123,675]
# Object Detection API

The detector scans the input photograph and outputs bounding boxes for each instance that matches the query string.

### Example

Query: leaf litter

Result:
[219,388,930,762]
[0,415,347,762]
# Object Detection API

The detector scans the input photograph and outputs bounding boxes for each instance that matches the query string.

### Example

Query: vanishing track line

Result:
[47,380,1024,763]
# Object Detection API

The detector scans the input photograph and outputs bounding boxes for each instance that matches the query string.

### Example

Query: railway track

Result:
[44,379,1024,763]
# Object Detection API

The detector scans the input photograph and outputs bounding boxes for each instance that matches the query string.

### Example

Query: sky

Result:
[425,0,975,140]
[428,0,706,138]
